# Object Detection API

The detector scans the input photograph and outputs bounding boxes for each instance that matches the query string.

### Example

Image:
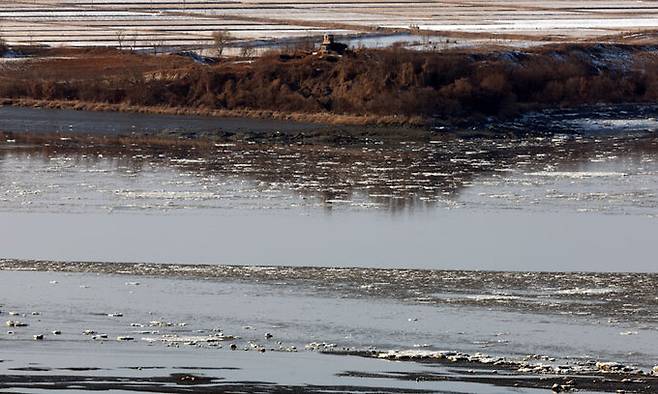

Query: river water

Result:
[0,107,657,392]
[0,117,656,271]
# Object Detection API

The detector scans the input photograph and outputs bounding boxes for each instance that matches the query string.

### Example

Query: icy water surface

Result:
[1,112,658,392]
[0,268,656,392]
[0,131,657,271]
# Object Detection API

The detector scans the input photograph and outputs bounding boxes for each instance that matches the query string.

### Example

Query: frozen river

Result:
[0,107,657,392]
[0,110,656,271]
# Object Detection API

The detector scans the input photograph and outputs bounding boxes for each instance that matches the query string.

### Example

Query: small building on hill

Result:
[318,34,347,55]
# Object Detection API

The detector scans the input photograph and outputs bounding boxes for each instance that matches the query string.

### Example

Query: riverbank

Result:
[3,44,658,135]
[0,98,426,129]
[0,104,430,145]
[2,103,658,148]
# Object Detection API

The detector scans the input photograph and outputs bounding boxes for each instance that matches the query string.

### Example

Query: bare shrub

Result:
[115,30,127,50]
[0,35,8,54]
[212,30,233,57]
[2,44,656,124]
[240,44,256,58]
[293,37,316,52]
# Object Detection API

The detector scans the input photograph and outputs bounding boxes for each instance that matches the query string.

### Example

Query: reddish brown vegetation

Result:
[2,44,658,124]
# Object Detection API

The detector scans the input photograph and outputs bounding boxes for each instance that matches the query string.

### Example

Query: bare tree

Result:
[152,38,166,55]
[129,30,139,51]
[240,44,255,58]
[0,21,9,72]
[211,30,233,57]
[115,30,126,50]
[0,20,6,53]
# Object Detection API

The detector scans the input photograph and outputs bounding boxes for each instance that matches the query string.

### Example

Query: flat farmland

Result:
[3,0,658,50]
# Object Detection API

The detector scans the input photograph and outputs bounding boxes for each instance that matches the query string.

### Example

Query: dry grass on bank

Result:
[0,98,425,127]
[2,44,658,125]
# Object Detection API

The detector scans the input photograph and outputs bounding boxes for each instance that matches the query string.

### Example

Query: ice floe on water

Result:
[525,171,627,178]
[113,190,217,200]
[141,334,238,345]
[2,260,656,326]
[169,158,207,164]
[464,294,522,302]
[569,118,658,133]
[0,132,656,217]
[0,267,657,393]
[555,287,619,296]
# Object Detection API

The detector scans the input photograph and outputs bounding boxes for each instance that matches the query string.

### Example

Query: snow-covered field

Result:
[2,0,658,49]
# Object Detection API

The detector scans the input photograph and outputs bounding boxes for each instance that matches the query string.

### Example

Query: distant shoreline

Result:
[0,44,658,127]
[0,103,432,144]
[3,43,658,139]
[2,100,657,146]
[0,97,425,129]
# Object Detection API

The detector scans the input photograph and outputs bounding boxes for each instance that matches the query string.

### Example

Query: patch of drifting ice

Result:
[142,334,237,343]
[525,171,627,178]
[114,191,216,200]
[555,287,618,296]
[325,199,352,204]
[377,349,444,359]
[570,118,658,132]
[421,172,450,177]
[466,294,522,301]
[620,331,639,336]
[170,158,207,164]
